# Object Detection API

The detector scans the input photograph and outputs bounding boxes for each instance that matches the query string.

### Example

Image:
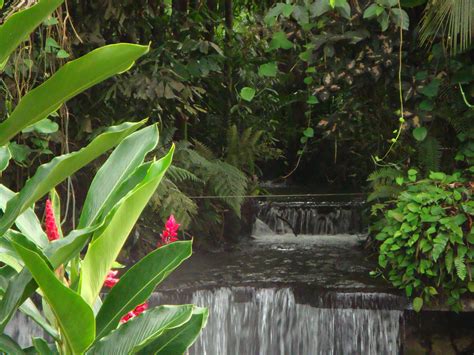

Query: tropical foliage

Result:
[0,1,206,352]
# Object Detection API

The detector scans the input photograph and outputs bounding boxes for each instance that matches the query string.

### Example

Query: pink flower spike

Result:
[104,270,120,288]
[44,199,60,241]
[119,311,135,324]
[134,302,148,315]
[159,215,180,246]
[165,215,180,233]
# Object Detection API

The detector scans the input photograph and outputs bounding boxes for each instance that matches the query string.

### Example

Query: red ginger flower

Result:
[158,215,180,246]
[44,199,60,241]
[119,302,149,324]
[104,270,119,288]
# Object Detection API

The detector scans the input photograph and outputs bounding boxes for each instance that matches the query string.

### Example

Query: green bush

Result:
[374,169,474,311]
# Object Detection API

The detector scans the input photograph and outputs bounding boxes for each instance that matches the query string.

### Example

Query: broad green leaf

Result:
[310,0,330,17]
[391,8,409,30]
[303,127,314,138]
[98,161,153,220]
[0,146,10,173]
[0,222,106,332]
[0,0,64,67]
[307,96,319,105]
[12,238,95,354]
[0,185,48,248]
[32,337,53,355]
[0,44,149,146]
[80,147,174,306]
[269,31,293,50]
[96,241,193,339]
[89,305,193,354]
[329,0,336,8]
[0,120,145,237]
[56,49,70,59]
[282,4,294,17]
[419,79,440,98]
[79,124,159,228]
[363,4,379,18]
[413,297,423,312]
[468,282,474,293]
[258,62,278,77]
[22,118,59,134]
[412,127,427,141]
[139,307,208,354]
[240,87,256,102]
[20,299,59,340]
[0,334,23,354]
[429,171,446,181]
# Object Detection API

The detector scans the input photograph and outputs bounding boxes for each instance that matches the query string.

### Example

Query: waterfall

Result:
[257,201,364,235]
[152,287,402,355]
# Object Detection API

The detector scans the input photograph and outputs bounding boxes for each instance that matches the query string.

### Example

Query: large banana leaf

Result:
[0,334,23,354]
[0,222,105,332]
[0,0,64,67]
[79,124,159,228]
[12,237,95,354]
[0,43,149,146]
[80,146,174,306]
[96,241,192,340]
[138,307,209,354]
[0,185,47,247]
[88,305,193,354]
[0,120,145,237]
[0,146,11,173]
[99,161,153,219]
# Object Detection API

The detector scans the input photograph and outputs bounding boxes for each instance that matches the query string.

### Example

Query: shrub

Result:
[373,169,473,311]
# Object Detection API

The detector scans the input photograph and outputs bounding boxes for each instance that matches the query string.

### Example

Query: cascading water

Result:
[257,200,364,235]
[152,287,402,355]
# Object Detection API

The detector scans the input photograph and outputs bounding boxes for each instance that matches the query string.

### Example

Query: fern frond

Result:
[167,166,203,184]
[417,136,442,173]
[192,139,216,160]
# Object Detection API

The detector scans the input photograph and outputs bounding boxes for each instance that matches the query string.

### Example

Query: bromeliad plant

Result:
[0,1,206,353]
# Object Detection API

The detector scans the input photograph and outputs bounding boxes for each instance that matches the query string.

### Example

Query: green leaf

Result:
[391,8,409,30]
[240,87,256,102]
[0,185,48,248]
[304,76,313,85]
[269,31,293,50]
[80,147,174,306]
[12,238,95,354]
[419,79,441,98]
[32,337,53,355]
[413,297,423,312]
[137,307,208,354]
[306,95,319,105]
[429,171,446,181]
[89,305,194,354]
[468,282,474,292]
[79,125,159,228]
[419,100,433,111]
[0,0,64,68]
[8,142,31,163]
[432,234,448,261]
[454,257,467,280]
[329,0,336,8]
[258,62,278,77]
[310,0,330,17]
[0,121,145,237]
[56,49,70,59]
[20,299,59,340]
[96,241,193,340]
[0,146,10,173]
[363,4,379,18]
[22,118,59,134]
[0,334,23,354]
[0,43,149,146]
[282,4,294,17]
[303,127,314,138]
[412,127,427,141]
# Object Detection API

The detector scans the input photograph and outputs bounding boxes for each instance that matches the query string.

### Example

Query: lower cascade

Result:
[153,287,402,355]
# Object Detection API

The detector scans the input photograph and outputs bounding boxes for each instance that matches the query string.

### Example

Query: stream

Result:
[5,198,474,353]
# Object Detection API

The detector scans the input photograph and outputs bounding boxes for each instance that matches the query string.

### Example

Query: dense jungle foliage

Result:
[0,0,473,309]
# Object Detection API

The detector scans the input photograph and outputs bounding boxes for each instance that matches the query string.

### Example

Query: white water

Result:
[179,287,401,355]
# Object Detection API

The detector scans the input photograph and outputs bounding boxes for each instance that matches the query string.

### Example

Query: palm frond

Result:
[419,0,473,55]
